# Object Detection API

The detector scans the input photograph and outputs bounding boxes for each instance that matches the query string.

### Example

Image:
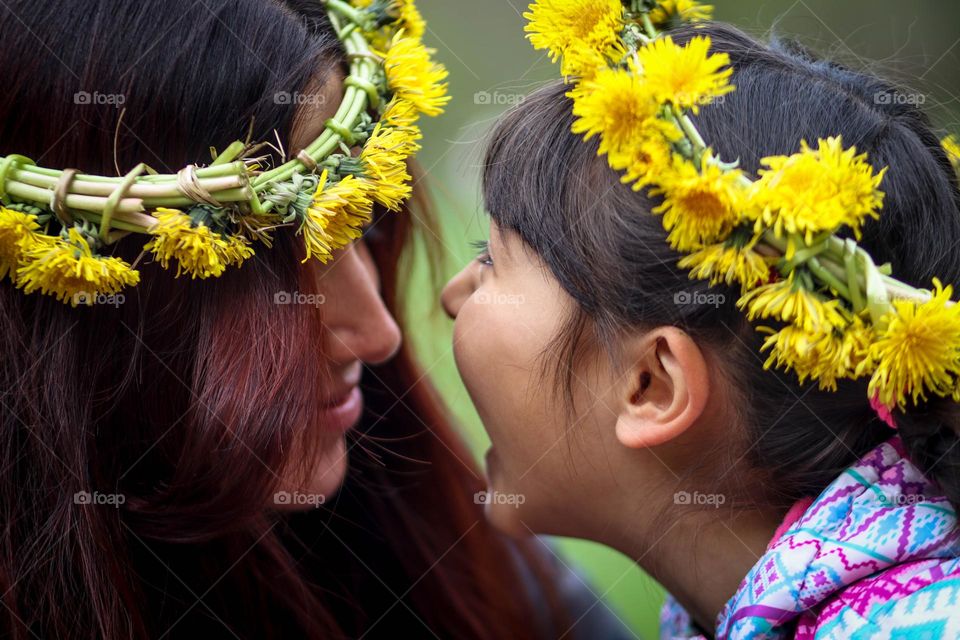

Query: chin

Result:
[273,436,348,512]
[309,436,349,497]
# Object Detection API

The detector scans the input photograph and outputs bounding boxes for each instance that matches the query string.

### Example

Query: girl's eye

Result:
[471,240,493,266]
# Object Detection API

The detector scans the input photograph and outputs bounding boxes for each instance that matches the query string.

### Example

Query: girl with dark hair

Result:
[443,6,960,639]
[0,0,633,638]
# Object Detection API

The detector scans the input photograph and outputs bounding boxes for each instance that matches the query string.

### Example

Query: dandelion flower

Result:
[751,136,886,244]
[524,0,624,77]
[145,208,251,279]
[352,0,424,48]
[16,227,139,305]
[944,134,960,175]
[559,42,619,79]
[759,314,872,391]
[635,35,733,114]
[320,175,375,248]
[650,151,748,252]
[0,207,50,280]
[649,0,714,28]
[300,171,374,263]
[738,272,848,333]
[678,235,771,292]
[389,0,426,40]
[382,96,421,129]
[359,122,420,211]
[383,33,450,117]
[568,63,664,160]
[609,131,677,190]
[760,325,836,388]
[868,279,960,408]
[217,234,255,270]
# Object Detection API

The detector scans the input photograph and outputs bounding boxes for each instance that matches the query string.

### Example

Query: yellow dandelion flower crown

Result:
[0,0,447,303]
[524,0,960,417]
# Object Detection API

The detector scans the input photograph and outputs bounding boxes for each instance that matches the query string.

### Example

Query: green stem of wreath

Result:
[0,2,383,228]
[640,12,658,39]
[251,9,376,192]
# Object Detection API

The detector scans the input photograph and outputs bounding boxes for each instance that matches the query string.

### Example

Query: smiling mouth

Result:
[318,386,364,433]
[320,385,356,408]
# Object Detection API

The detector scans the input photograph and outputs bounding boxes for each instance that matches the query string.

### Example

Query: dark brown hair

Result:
[0,0,567,637]
[483,22,960,512]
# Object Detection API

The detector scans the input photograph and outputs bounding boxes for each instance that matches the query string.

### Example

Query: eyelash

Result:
[471,240,493,266]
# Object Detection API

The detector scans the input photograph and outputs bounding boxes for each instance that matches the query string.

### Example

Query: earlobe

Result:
[615,328,710,449]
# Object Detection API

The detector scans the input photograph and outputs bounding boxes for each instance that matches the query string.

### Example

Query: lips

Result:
[320,386,357,409]
[318,385,364,433]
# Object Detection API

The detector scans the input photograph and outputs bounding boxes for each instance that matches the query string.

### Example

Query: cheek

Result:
[455,296,582,535]
[451,295,561,463]
[452,301,512,422]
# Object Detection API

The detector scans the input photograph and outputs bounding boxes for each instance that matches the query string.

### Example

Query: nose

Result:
[322,242,402,366]
[441,262,475,320]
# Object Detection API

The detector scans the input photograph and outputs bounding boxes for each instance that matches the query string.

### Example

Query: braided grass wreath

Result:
[0,0,447,304]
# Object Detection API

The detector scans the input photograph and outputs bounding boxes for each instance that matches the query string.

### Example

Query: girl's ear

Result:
[614,326,710,449]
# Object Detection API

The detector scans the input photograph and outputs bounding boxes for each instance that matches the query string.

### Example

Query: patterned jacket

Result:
[662,437,960,639]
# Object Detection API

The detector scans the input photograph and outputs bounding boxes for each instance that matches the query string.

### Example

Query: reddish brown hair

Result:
[0,0,566,637]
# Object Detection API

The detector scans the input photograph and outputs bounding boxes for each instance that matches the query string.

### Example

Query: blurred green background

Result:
[403,2,960,637]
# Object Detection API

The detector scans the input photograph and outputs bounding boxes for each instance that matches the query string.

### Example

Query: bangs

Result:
[479,80,663,323]
[481,82,605,262]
